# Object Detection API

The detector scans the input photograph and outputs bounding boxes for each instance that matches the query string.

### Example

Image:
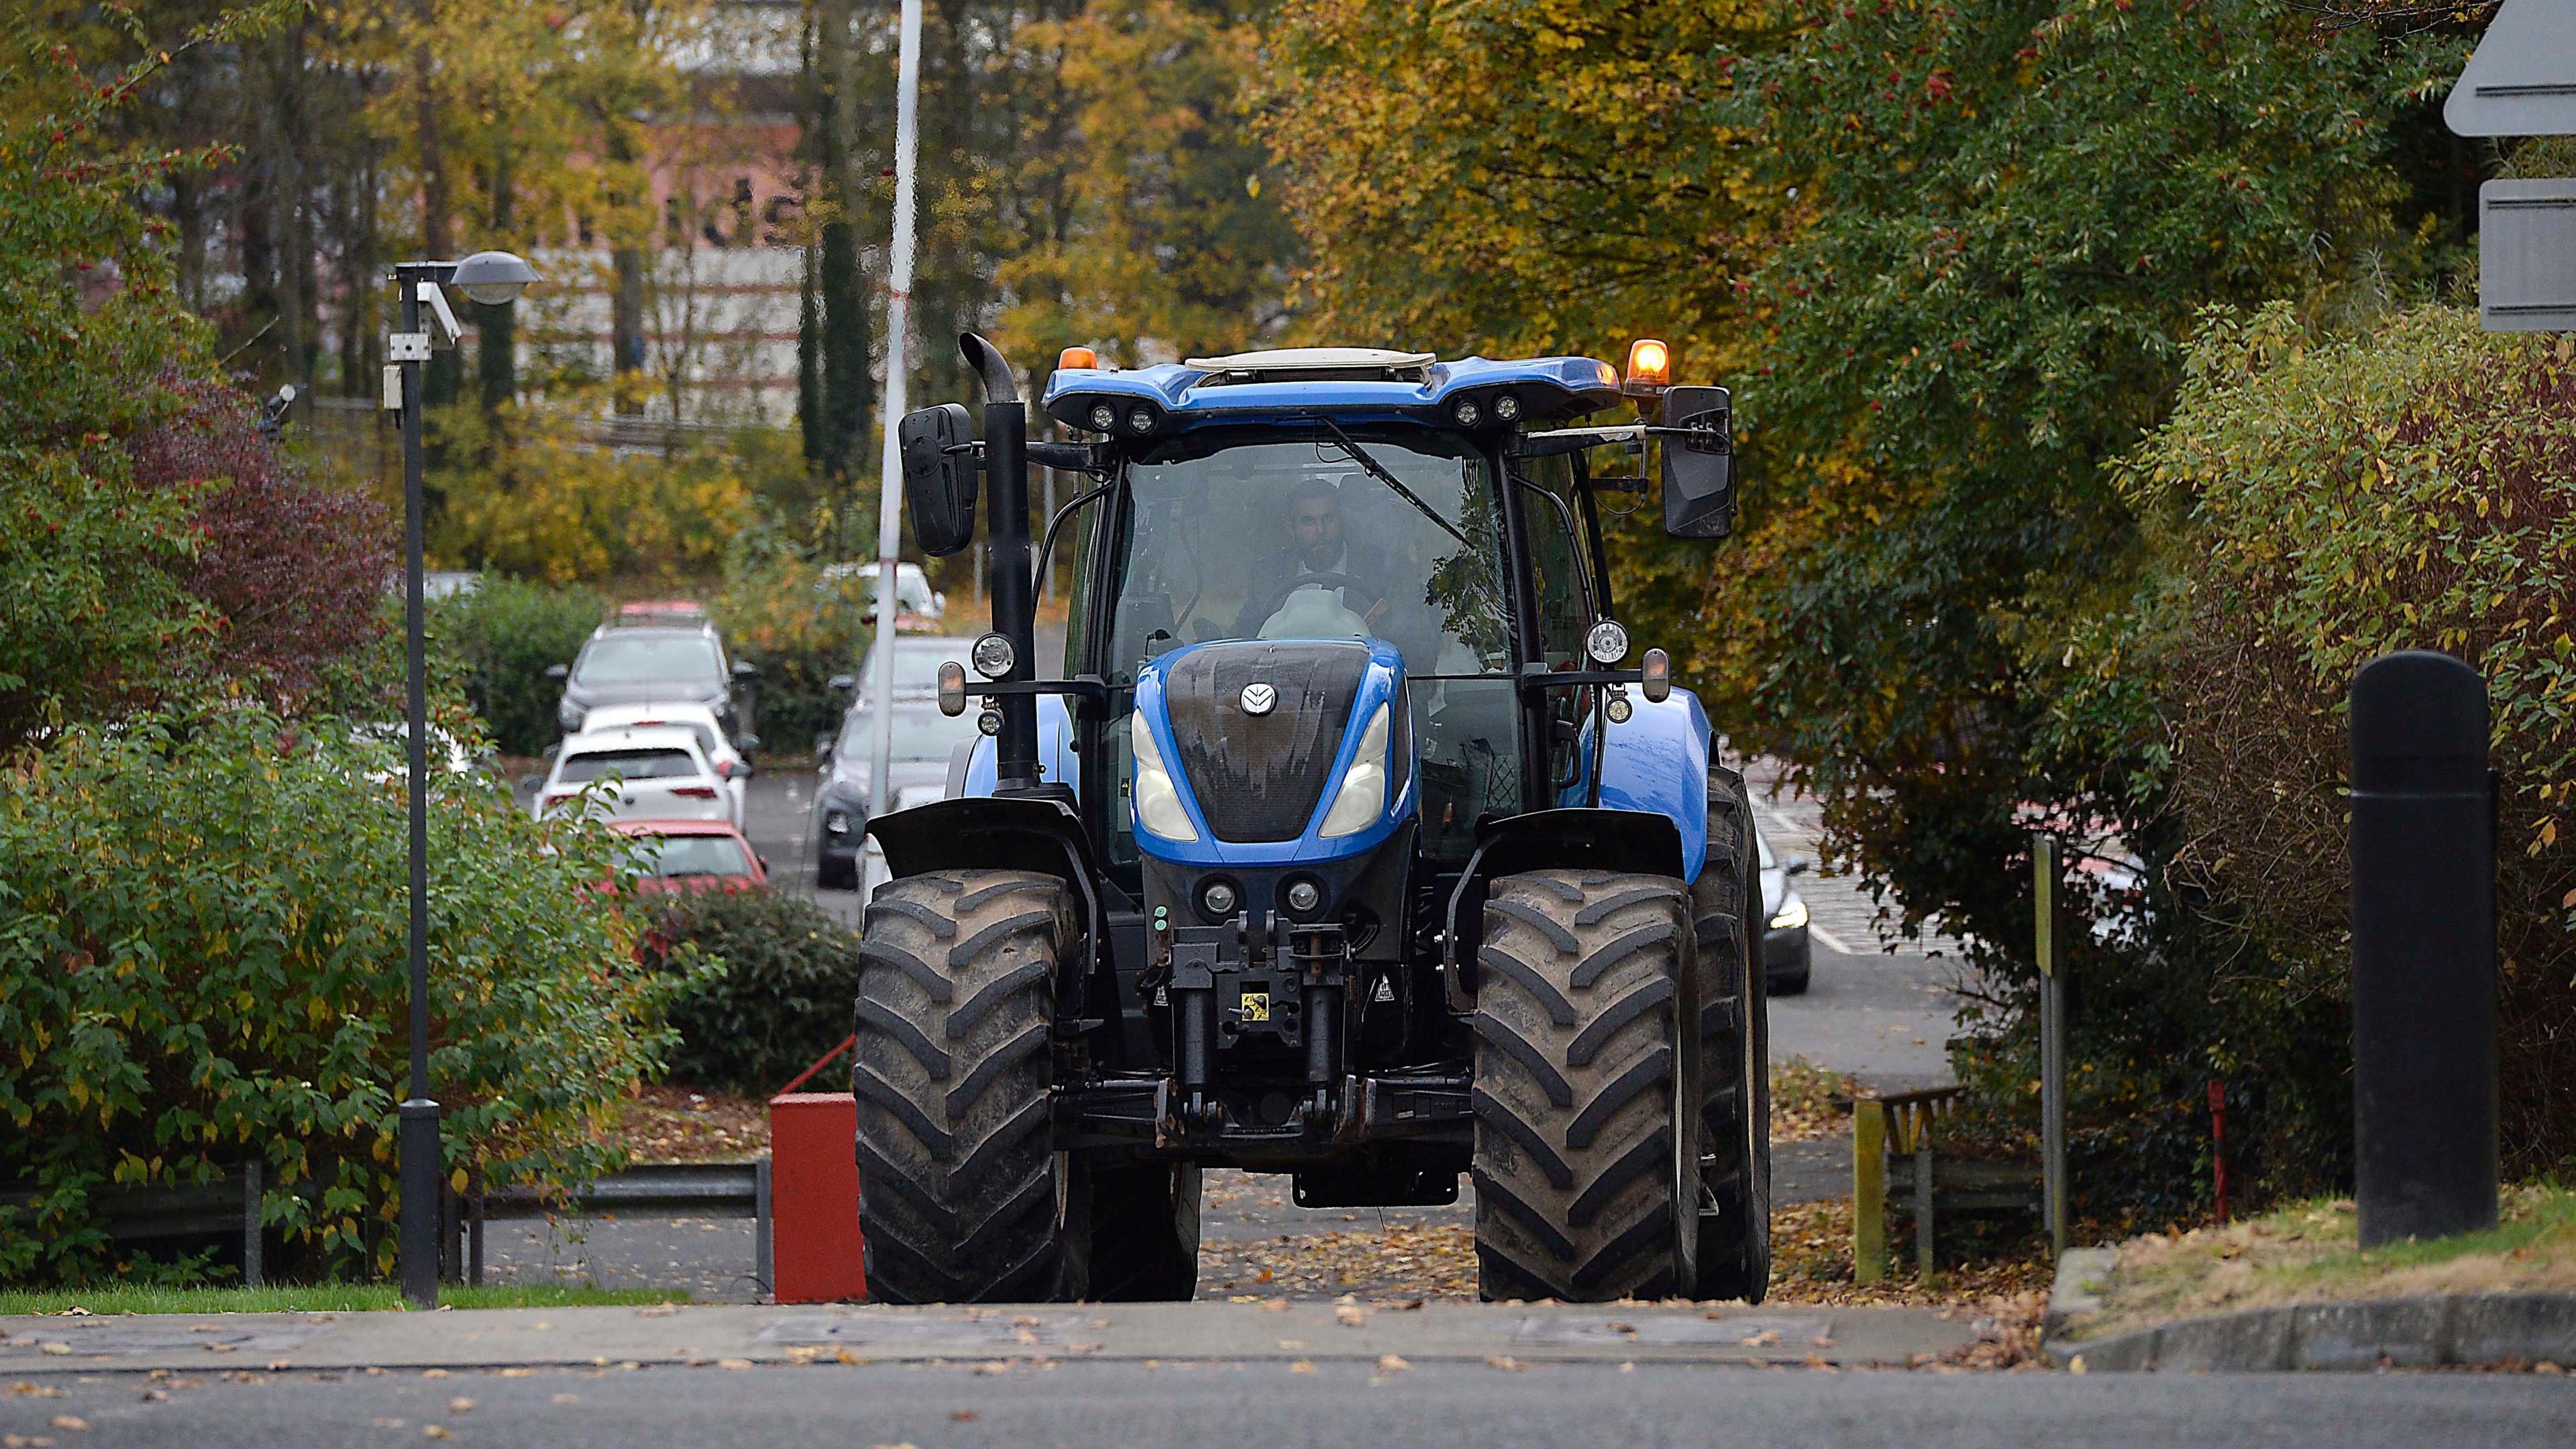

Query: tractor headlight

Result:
[1130,710,1199,842]
[1770,892,1809,932]
[1317,702,1392,839]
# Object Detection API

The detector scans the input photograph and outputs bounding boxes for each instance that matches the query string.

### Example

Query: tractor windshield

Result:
[1100,429,1524,863]
[1105,432,1511,682]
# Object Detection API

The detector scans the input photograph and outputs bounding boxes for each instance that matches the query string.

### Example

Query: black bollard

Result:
[2349,650,2496,1248]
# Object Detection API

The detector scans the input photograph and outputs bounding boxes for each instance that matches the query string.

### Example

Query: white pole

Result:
[869,0,924,821]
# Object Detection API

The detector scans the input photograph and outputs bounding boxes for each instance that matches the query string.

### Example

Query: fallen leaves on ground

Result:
[1766,1198,2054,1308]
[1771,1057,1860,1143]
[1201,1221,1481,1301]
[615,1085,769,1162]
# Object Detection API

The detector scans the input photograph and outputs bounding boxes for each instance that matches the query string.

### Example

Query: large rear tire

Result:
[1694,770,1773,1302]
[853,869,1073,1303]
[1471,869,1698,1301]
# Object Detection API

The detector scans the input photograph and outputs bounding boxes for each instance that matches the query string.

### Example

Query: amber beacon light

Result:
[1623,337,1671,395]
[1059,346,1099,370]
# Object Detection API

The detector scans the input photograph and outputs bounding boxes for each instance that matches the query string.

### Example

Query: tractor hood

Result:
[1130,638,1414,868]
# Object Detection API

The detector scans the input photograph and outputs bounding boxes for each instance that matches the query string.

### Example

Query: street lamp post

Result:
[386,250,537,1309]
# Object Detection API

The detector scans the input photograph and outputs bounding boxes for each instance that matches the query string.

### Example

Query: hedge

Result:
[2117,302,2576,1184]
[430,576,609,756]
[0,707,694,1284]
[637,885,865,1095]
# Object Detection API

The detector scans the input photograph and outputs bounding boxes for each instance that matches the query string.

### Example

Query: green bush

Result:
[0,707,692,1285]
[637,886,865,1095]
[2114,301,2576,1183]
[714,543,868,757]
[431,577,610,755]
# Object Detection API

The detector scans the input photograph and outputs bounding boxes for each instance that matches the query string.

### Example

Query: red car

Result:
[612,819,769,894]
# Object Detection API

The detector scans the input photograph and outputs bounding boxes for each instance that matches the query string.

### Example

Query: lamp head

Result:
[450,250,539,306]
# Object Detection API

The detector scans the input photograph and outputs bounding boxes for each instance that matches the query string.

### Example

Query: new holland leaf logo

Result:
[1240,682,1277,715]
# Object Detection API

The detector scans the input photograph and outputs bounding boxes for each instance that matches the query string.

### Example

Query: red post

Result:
[2208,1078,2230,1226]
[768,1092,867,1303]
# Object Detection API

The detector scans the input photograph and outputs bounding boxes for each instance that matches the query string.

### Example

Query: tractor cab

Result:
[861,335,1765,1307]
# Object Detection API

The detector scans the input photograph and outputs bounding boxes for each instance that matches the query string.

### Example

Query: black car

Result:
[1760,829,1815,995]
[810,698,984,890]
[549,621,758,747]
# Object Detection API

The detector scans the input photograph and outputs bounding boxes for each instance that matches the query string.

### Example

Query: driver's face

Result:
[1293,492,1342,570]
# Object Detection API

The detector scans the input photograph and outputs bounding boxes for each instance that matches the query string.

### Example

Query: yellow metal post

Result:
[1853,1097,1887,1284]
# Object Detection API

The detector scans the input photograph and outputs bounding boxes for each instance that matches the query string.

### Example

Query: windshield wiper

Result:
[1320,421,1470,548]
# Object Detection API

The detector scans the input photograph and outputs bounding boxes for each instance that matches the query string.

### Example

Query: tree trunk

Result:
[814,0,869,494]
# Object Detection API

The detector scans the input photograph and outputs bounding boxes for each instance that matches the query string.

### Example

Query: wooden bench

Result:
[1851,1087,2043,1283]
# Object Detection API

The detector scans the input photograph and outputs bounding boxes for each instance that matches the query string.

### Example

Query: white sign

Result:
[2446,0,2576,137]
[2481,179,2576,332]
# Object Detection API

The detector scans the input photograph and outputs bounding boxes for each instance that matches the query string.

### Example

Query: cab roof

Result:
[1042,350,1624,435]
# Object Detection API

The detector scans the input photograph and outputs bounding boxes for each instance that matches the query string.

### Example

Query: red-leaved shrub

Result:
[125,375,393,702]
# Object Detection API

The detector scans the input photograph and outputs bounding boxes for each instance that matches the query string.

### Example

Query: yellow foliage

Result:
[430,400,752,582]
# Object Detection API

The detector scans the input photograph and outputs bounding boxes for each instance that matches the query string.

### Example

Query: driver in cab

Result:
[1234,475,1397,641]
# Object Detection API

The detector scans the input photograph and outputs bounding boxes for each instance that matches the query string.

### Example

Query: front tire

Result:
[1065,1158,1200,1301]
[853,869,1072,1303]
[1472,869,1698,1301]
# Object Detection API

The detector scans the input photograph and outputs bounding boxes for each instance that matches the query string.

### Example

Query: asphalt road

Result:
[10,1358,2571,1448]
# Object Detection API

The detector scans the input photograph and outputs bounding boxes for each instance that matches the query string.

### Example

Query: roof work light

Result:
[1623,337,1671,396]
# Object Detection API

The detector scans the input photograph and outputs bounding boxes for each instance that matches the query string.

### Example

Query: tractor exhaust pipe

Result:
[959,332,1040,794]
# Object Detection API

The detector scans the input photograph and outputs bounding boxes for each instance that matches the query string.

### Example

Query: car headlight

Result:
[1130,711,1199,842]
[1317,702,1391,839]
[558,702,586,732]
[823,809,853,836]
[1770,892,1809,931]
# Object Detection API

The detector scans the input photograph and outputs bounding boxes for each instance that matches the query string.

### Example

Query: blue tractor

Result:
[859,334,1764,1303]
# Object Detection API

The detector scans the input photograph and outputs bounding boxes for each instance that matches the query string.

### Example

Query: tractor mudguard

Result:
[1570,687,1713,883]
[868,794,1106,983]
[955,695,1080,799]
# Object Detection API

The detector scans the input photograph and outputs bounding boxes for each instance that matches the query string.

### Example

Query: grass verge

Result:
[2062,1183,2576,1343]
[0,1283,683,1316]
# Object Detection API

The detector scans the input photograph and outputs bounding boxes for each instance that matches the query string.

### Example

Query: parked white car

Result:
[576,701,752,795]
[533,726,743,826]
[820,561,946,630]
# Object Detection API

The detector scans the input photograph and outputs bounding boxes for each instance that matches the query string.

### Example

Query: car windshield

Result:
[1106,431,1511,683]
[577,633,719,686]
[839,706,983,762]
[862,642,971,694]
[634,833,752,877]
[559,747,702,783]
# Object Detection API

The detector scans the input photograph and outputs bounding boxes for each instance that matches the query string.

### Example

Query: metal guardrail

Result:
[475,1161,764,1220]
[461,1159,773,1292]
[5,1158,775,1295]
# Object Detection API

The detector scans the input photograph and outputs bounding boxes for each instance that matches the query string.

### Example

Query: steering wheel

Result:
[1252,572,1376,625]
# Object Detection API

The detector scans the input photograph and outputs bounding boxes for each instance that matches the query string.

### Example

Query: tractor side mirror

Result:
[898,402,979,556]
[1659,384,1735,540]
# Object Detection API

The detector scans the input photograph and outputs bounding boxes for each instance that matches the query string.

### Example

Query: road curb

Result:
[2042,1250,2576,1371]
[0,1300,1977,1374]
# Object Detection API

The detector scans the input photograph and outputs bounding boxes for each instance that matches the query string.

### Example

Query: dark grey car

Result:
[810,698,984,890]
[1759,830,1815,995]
[550,623,758,747]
